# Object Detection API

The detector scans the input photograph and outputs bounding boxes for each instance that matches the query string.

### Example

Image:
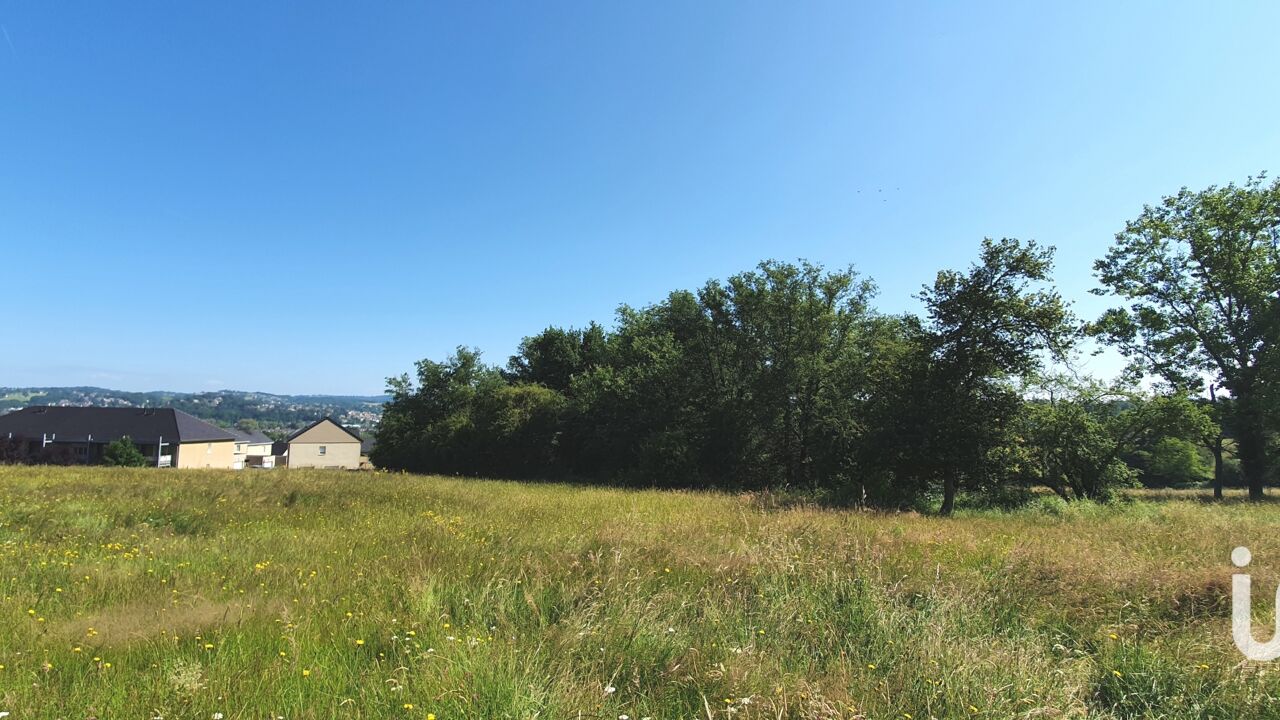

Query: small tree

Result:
[1016,376,1217,500]
[1017,392,1136,501]
[103,437,149,467]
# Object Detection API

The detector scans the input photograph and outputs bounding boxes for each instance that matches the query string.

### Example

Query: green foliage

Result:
[1091,174,1280,497]
[1016,394,1136,501]
[1142,437,1210,485]
[1012,376,1218,499]
[378,259,889,494]
[373,244,1224,511]
[102,436,148,467]
[505,323,608,392]
[372,347,508,475]
[375,175,1278,509]
[376,246,1089,512]
[906,238,1075,513]
[474,383,565,477]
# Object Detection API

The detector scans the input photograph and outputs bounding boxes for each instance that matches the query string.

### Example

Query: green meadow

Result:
[2,467,1278,719]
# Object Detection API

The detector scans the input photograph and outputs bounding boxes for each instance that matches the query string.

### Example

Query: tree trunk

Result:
[940,476,957,516]
[1209,385,1224,501]
[1238,422,1268,502]
[1212,437,1225,501]
[1233,384,1269,502]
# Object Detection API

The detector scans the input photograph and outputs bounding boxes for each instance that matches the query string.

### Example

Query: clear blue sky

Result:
[2,2,1277,395]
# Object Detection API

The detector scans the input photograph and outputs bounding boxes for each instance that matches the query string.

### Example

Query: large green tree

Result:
[1091,175,1280,500]
[917,238,1074,515]
[698,260,877,488]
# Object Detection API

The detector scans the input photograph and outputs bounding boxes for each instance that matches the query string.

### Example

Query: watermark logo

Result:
[1232,546,1280,661]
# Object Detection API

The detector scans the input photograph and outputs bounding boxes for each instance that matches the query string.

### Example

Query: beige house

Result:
[229,427,275,469]
[174,439,237,469]
[285,417,362,469]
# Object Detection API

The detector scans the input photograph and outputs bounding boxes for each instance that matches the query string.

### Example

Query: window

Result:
[207,443,212,454]
[319,446,327,456]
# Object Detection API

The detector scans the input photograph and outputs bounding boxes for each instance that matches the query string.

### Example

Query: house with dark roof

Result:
[285,417,362,469]
[0,406,237,468]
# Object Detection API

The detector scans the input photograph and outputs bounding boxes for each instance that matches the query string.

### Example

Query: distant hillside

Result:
[0,386,386,439]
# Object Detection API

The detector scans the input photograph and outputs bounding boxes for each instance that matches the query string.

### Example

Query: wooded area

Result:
[373,176,1280,513]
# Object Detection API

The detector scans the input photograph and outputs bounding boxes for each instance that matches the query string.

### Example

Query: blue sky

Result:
[2,2,1277,395]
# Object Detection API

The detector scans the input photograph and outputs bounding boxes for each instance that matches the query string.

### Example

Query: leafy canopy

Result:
[1091,174,1280,393]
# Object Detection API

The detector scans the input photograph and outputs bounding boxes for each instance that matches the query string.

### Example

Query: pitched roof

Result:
[227,427,273,444]
[286,417,362,442]
[0,406,235,444]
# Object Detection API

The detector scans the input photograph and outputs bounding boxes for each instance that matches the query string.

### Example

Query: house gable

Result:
[288,418,361,445]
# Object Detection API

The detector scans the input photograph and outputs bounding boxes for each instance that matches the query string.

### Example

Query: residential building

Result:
[0,406,237,468]
[228,427,275,469]
[285,417,361,469]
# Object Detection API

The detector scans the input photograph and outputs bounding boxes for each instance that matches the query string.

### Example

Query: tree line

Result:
[372,176,1280,512]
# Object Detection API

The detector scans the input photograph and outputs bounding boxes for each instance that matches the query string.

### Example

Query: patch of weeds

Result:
[1091,643,1226,718]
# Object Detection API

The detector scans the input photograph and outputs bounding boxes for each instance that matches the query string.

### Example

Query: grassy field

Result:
[1,468,1278,719]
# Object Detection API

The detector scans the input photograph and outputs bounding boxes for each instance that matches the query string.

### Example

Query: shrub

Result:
[103,436,148,467]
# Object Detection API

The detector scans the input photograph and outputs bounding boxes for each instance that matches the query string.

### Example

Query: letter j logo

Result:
[1233,546,1280,661]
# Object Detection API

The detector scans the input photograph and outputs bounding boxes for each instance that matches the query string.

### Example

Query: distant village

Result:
[0,386,384,437]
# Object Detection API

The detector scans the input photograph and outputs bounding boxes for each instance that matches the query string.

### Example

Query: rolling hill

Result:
[0,386,385,438]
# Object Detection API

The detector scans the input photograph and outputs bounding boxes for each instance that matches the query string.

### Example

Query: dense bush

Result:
[103,436,148,467]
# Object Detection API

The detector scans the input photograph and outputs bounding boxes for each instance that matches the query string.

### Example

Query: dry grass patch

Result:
[55,595,284,647]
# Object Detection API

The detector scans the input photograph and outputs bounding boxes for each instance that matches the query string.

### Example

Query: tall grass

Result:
[0,467,1277,718]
